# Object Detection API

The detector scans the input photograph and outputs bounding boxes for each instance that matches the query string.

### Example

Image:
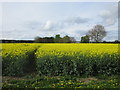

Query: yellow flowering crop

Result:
[35,43,118,58]
[35,43,119,76]
[1,43,40,76]
[1,43,119,76]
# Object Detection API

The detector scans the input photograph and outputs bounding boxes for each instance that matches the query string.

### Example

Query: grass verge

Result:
[2,74,120,89]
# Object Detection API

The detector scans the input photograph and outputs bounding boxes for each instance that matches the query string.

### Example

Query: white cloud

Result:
[99,4,118,26]
[42,20,55,30]
[40,16,89,31]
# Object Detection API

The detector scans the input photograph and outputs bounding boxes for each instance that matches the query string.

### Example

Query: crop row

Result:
[35,44,119,76]
[1,43,40,76]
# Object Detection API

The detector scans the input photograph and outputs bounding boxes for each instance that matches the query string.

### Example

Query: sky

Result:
[0,2,119,41]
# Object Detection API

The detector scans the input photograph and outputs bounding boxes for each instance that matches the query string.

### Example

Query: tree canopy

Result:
[88,25,107,42]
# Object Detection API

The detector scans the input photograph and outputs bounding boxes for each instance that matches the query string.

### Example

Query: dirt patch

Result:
[77,77,98,83]
[2,76,31,83]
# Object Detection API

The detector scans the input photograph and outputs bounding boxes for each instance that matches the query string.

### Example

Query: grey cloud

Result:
[75,30,87,36]
[20,16,89,33]
[103,30,118,41]
[104,35,118,41]
[23,21,41,30]
[64,17,89,25]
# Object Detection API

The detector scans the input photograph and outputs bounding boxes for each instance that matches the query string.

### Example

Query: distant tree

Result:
[34,36,54,43]
[103,40,107,43]
[34,36,41,43]
[44,37,54,43]
[81,35,90,43]
[114,40,119,43]
[62,35,71,43]
[70,37,76,43]
[48,37,54,43]
[88,25,107,42]
[35,34,76,43]
[54,34,62,43]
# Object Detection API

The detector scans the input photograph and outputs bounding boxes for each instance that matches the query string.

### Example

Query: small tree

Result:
[81,35,90,43]
[88,25,107,42]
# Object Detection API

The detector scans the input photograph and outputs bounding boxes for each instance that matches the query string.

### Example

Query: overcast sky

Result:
[0,2,118,41]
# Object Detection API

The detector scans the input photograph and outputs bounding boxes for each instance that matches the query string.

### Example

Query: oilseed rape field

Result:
[1,43,120,88]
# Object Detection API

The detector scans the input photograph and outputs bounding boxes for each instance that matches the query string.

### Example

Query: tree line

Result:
[34,34,76,43]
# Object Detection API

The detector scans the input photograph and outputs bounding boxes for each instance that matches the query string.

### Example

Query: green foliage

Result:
[2,44,38,76]
[62,35,71,43]
[81,35,90,43]
[36,52,120,76]
[54,34,75,43]
[34,36,54,43]
[54,34,62,43]
[114,40,119,43]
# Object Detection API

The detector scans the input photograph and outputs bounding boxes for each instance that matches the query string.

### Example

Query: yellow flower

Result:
[97,86,100,88]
